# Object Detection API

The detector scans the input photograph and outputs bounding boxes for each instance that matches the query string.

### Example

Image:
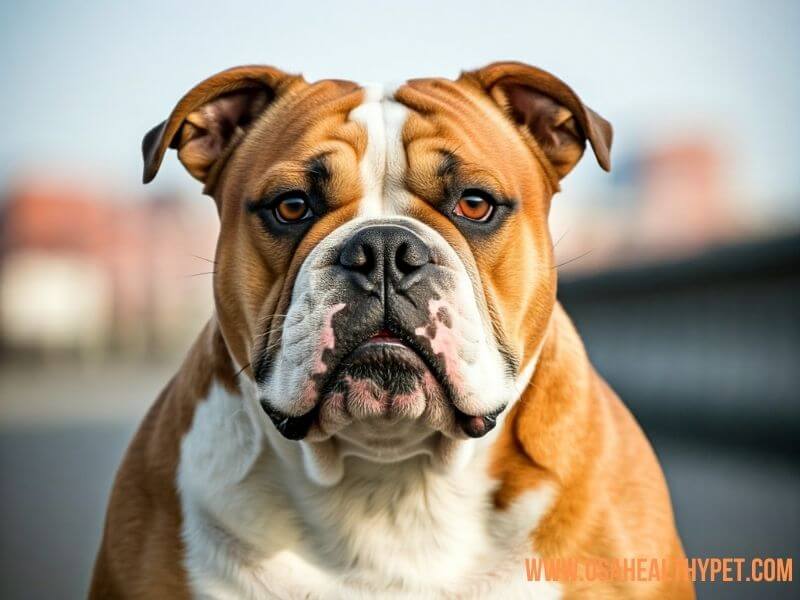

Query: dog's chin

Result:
[312,340,453,440]
[262,335,503,444]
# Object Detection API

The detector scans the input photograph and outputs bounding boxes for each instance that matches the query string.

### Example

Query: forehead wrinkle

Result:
[327,119,368,160]
[399,79,535,171]
[246,84,364,181]
[404,139,509,211]
[397,80,489,135]
[402,107,536,208]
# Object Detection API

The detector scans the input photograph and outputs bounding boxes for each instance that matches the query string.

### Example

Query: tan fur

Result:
[92,62,691,599]
[490,306,692,598]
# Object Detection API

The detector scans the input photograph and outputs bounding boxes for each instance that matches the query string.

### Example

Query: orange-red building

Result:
[0,176,217,358]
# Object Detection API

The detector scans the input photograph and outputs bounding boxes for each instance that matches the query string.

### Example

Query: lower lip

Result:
[349,338,424,367]
[364,329,406,346]
[364,336,406,346]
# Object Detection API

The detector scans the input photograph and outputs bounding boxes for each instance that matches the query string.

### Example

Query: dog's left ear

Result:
[463,61,612,179]
[142,65,302,185]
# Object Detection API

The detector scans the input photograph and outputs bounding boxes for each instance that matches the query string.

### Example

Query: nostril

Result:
[395,240,431,275]
[340,242,374,275]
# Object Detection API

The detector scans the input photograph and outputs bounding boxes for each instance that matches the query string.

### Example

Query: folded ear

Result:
[142,65,301,185]
[463,61,612,179]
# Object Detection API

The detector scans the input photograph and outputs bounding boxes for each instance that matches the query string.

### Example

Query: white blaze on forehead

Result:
[348,83,411,217]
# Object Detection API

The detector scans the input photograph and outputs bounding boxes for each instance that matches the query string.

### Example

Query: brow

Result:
[436,150,461,178]
[435,151,507,199]
[305,153,332,199]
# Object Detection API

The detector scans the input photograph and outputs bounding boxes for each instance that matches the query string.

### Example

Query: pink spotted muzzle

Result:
[260,312,503,441]
[256,221,513,443]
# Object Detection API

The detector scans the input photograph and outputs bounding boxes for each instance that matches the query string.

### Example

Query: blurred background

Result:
[0,1,798,598]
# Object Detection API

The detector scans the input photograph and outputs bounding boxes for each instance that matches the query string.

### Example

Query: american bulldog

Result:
[90,61,693,599]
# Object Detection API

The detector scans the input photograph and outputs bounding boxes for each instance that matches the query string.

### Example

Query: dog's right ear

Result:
[142,65,302,185]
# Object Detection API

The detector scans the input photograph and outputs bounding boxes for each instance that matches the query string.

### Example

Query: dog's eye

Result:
[274,194,312,224]
[454,192,494,222]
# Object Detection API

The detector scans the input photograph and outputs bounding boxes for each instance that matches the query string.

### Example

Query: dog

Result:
[90,61,692,599]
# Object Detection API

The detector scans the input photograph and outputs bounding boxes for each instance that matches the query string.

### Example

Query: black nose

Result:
[339,225,432,292]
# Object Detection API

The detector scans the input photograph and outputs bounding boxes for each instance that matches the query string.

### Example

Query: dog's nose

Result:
[339,225,432,292]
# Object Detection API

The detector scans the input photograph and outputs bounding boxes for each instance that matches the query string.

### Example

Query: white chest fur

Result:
[177,382,560,599]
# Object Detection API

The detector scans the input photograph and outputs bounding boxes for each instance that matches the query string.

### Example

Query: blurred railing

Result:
[559,233,800,458]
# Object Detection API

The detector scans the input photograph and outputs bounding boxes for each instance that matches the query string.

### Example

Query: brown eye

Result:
[454,193,493,222]
[274,195,312,223]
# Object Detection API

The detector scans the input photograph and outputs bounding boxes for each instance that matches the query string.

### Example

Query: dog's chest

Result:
[177,383,559,599]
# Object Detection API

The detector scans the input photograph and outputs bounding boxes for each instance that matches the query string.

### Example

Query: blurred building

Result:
[551,135,756,274]
[0,176,217,360]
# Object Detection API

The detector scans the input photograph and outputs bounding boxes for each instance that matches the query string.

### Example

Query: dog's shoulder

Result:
[490,304,693,598]
[89,320,233,599]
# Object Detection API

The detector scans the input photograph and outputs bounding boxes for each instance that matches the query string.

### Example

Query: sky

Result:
[1,0,798,214]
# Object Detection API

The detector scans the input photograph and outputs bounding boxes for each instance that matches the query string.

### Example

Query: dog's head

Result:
[144,62,611,483]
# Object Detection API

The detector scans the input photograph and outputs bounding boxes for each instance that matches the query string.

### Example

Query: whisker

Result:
[553,249,593,270]
[234,362,251,378]
[254,314,294,340]
[191,254,217,264]
[261,342,282,355]
[185,271,217,277]
[552,228,570,250]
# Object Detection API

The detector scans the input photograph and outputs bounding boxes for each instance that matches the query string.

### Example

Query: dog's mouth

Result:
[260,322,503,441]
[365,327,404,345]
